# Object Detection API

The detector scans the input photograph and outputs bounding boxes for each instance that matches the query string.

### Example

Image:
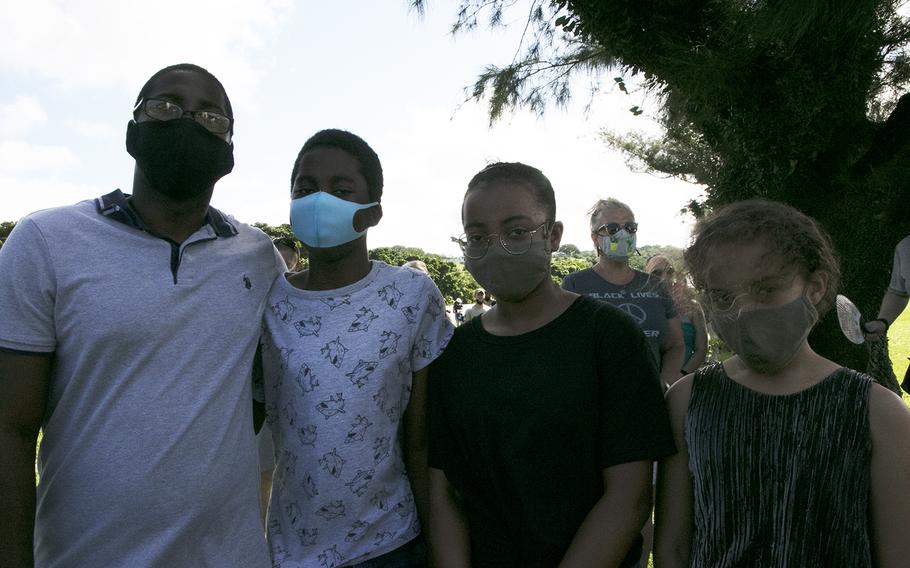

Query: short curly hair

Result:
[684,199,840,317]
[291,129,383,202]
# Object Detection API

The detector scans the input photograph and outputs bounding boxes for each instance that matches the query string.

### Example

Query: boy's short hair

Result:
[291,129,383,202]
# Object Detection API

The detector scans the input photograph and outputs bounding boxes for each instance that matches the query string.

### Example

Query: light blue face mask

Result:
[601,229,637,260]
[290,192,379,249]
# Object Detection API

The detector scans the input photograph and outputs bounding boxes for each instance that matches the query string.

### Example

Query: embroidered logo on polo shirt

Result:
[243,274,252,290]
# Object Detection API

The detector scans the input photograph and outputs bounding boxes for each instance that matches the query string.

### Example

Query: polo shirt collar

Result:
[94,189,238,238]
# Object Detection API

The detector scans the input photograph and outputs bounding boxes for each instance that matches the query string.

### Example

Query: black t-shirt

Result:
[562,268,677,370]
[428,296,676,567]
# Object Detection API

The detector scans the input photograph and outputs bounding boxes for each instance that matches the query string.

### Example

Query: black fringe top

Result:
[686,363,873,567]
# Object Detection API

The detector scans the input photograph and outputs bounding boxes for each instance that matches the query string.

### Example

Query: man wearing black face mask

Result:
[0,64,281,567]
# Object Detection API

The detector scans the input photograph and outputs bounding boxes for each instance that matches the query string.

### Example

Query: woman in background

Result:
[645,255,708,376]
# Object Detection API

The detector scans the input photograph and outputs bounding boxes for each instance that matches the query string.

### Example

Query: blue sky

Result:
[0,0,704,256]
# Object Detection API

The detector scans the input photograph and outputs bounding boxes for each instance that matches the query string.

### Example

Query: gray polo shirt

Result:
[889,236,910,297]
[0,191,281,568]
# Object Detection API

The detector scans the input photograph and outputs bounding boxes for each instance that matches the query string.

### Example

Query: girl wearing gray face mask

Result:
[427,163,676,568]
[655,199,910,568]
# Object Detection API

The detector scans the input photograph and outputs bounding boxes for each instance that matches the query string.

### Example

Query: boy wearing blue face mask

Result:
[254,129,453,568]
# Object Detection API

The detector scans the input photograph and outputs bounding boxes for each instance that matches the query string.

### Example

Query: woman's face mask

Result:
[710,294,819,374]
[600,230,636,260]
[593,218,638,261]
[464,238,553,303]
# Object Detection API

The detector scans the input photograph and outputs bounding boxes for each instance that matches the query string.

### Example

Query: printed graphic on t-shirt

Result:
[563,270,675,347]
[258,263,453,567]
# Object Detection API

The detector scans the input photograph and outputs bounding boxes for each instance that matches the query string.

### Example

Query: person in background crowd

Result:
[655,199,910,568]
[452,298,465,325]
[561,198,685,388]
[462,288,489,323]
[560,199,685,565]
[255,129,453,567]
[403,259,429,274]
[428,162,675,568]
[645,255,708,376]
[273,236,302,272]
[402,260,460,327]
[0,63,280,567]
[864,234,910,391]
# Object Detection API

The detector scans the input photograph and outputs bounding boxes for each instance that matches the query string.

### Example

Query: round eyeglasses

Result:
[453,223,549,259]
[134,98,233,135]
[594,222,638,237]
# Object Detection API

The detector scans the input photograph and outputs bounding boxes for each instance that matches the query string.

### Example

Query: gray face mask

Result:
[600,230,636,260]
[464,240,552,303]
[710,294,819,374]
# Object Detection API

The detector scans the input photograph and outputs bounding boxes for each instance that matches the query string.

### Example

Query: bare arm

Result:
[404,367,431,537]
[0,350,52,567]
[429,467,471,567]
[660,317,686,387]
[559,461,652,568]
[654,375,695,568]
[864,290,909,338]
[869,384,910,567]
[682,306,708,373]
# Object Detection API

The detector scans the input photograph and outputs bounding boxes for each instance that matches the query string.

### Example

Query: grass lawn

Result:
[889,309,910,408]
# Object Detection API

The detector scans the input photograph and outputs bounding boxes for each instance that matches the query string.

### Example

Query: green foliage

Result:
[558,243,597,264]
[0,220,15,250]
[557,243,583,257]
[369,246,479,303]
[550,255,592,284]
[0,221,15,239]
[252,222,295,240]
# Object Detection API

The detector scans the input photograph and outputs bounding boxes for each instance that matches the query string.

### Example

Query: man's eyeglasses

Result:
[453,223,549,259]
[134,98,233,135]
[594,222,638,237]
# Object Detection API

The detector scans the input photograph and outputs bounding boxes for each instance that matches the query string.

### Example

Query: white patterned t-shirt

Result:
[257,261,453,568]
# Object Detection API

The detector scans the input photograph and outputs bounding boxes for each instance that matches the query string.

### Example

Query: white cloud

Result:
[0,141,80,174]
[65,119,118,141]
[0,175,101,221]
[0,96,48,138]
[0,0,293,108]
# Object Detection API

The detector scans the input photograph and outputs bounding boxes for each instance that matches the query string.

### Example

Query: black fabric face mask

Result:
[125,118,234,201]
